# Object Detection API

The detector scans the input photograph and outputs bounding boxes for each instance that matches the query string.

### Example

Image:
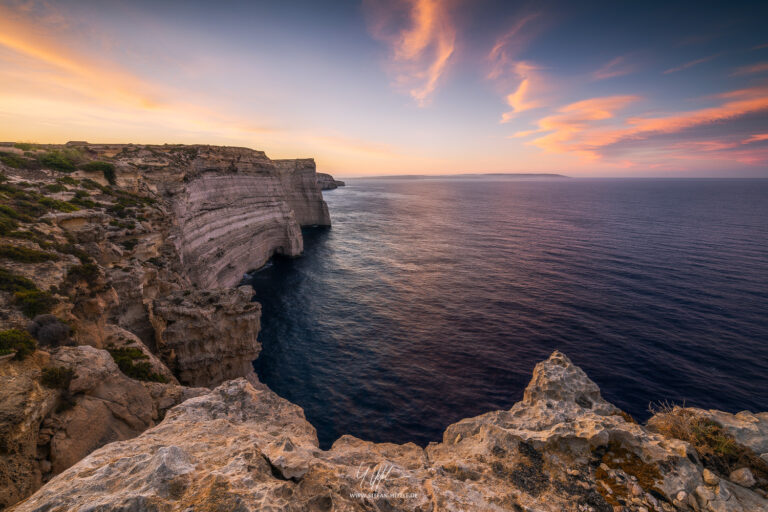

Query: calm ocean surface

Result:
[248,178,768,449]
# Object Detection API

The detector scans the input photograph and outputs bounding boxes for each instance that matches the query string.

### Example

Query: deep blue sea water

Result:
[248,178,768,449]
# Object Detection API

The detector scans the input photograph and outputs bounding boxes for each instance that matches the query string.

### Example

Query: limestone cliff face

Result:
[150,287,261,387]
[13,352,768,512]
[0,143,334,508]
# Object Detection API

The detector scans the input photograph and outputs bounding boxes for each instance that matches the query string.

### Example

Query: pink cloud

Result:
[363,0,456,106]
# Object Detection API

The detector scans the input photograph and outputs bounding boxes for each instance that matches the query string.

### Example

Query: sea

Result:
[247,178,768,449]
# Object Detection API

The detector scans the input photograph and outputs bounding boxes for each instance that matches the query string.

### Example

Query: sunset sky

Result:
[1,0,767,177]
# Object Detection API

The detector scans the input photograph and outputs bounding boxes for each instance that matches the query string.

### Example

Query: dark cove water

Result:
[249,178,768,449]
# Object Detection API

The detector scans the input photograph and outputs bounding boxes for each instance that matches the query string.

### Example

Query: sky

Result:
[0,0,767,177]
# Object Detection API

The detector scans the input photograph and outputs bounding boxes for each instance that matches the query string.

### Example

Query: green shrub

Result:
[41,366,74,389]
[13,143,37,151]
[13,289,57,317]
[44,183,67,193]
[40,149,81,172]
[57,176,79,186]
[81,161,116,185]
[0,329,37,360]
[0,153,29,169]
[37,197,79,212]
[0,267,37,292]
[65,263,100,287]
[0,204,33,221]
[67,196,98,209]
[107,346,167,382]
[0,245,59,263]
[55,244,93,264]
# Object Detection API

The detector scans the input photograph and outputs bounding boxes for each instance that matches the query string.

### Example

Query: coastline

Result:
[1,143,767,511]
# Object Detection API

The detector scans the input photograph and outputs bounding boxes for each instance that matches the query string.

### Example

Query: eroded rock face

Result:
[14,351,768,511]
[150,287,261,387]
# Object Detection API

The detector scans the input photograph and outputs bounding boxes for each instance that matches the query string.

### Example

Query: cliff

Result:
[0,143,336,508]
[317,172,345,190]
[11,352,768,512]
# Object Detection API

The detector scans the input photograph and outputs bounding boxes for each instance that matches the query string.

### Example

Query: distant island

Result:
[356,172,570,180]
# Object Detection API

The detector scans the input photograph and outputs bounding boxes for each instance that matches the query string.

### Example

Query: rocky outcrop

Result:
[13,351,768,511]
[150,287,261,387]
[0,346,205,510]
[317,172,345,190]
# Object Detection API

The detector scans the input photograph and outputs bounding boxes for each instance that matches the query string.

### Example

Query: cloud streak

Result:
[363,0,456,106]
[593,56,636,80]
[663,53,721,74]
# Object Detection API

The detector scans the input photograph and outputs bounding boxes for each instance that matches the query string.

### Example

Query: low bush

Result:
[0,244,59,263]
[13,289,57,317]
[0,328,37,360]
[27,314,71,347]
[648,403,768,481]
[65,263,101,287]
[13,143,37,151]
[41,366,74,389]
[0,267,37,292]
[57,176,79,186]
[38,151,78,172]
[107,346,167,382]
[43,183,67,193]
[37,197,79,212]
[81,161,116,185]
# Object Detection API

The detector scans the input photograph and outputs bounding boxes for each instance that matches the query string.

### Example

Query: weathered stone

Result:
[730,467,756,488]
[151,287,261,387]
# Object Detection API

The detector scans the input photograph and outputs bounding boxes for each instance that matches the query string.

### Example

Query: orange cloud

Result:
[499,62,543,122]
[519,87,768,165]
[363,0,456,106]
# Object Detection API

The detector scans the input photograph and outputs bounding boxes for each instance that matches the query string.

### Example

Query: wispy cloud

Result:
[663,53,722,74]
[518,87,768,165]
[363,0,456,106]
[593,55,636,80]
[486,14,549,122]
[731,61,768,75]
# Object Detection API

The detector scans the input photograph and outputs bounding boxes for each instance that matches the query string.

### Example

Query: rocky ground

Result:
[1,142,767,511]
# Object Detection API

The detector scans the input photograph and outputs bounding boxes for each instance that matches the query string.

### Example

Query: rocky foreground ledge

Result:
[12,351,768,512]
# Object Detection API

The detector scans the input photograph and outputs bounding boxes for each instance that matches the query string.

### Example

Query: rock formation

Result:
[0,143,337,508]
[11,352,768,512]
[317,172,346,190]
[150,287,261,387]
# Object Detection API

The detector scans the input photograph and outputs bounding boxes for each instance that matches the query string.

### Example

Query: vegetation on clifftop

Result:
[107,346,168,383]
